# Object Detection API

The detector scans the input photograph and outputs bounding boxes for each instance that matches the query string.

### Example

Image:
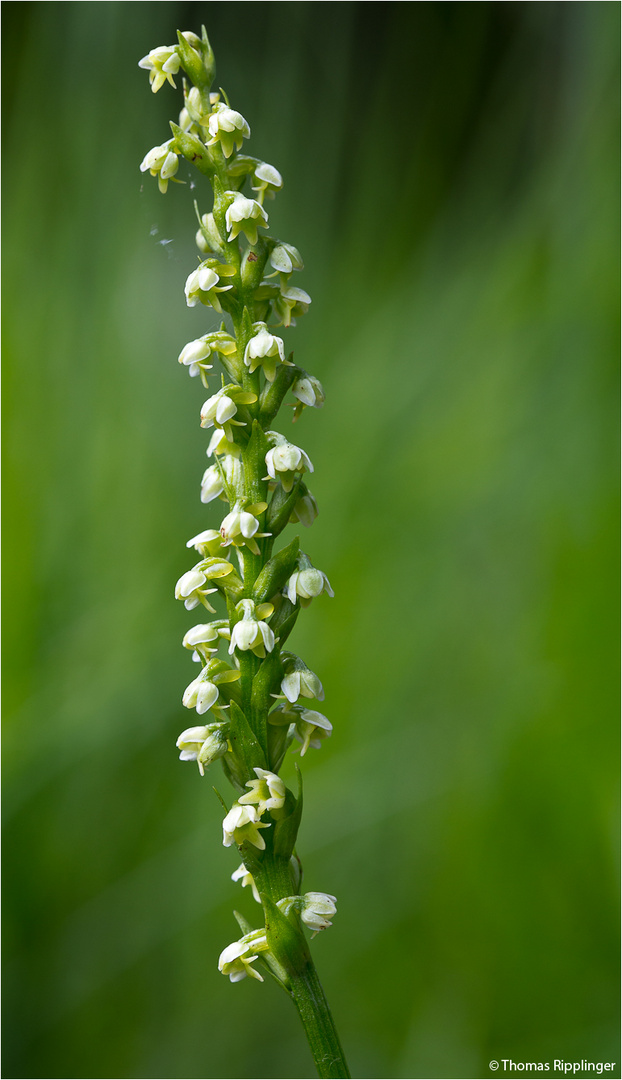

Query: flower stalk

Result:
[139,27,350,1079]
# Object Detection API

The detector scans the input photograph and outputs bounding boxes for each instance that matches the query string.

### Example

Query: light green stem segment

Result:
[252,850,350,1078]
[289,959,351,1079]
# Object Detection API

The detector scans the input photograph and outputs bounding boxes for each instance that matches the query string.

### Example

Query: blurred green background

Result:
[2,3,619,1078]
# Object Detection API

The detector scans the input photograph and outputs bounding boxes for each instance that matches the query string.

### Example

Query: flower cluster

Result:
[139,25,338,1004]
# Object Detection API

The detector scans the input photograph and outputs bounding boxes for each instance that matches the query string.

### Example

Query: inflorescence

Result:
[139,28,337,989]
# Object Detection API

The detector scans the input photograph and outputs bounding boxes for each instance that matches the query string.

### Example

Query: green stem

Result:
[288,957,351,1079]
[253,853,351,1079]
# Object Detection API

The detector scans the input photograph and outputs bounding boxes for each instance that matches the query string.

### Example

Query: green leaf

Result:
[253,535,300,603]
[270,604,300,648]
[272,769,303,859]
[266,477,303,537]
[251,650,282,715]
[258,362,299,427]
[169,122,213,176]
[233,909,254,936]
[176,28,213,88]
[243,421,270,506]
[228,700,267,774]
[262,893,308,976]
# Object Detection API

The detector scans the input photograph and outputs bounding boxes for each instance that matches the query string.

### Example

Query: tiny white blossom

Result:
[274,285,312,327]
[225,192,268,246]
[182,660,240,716]
[207,428,241,458]
[269,242,304,274]
[182,623,221,650]
[178,333,237,385]
[229,599,275,658]
[201,391,235,426]
[139,141,179,193]
[200,454,243,504]
[222,802,270,849]
[231,863,261,904]
[185,529,226,557]
[292,373,325,409]
[174,567,214,611]
[281,658,324,703]
[178,106,195,134]
[138,45,181,93]
[175,557,234,611]
[184,264,234,312]
[265,439,313,493]
[219,503,269,556]
[269,704,332,756]
[176,723,228,775]
[238,767,286,816]
[200,451,243,505]
[178,337,214,379]
[195,211,225,255]
[229,616,275,657]
[252,162,283,203]
[285,566,333,607]
[182,622,227,661]
[293,708,333,755]
[218,930,267,982]
[207,103,250,157]
[244,324,286,382]
[186,85,211,126]
[182,671,220,715]
[200,465,225,503]
[200,385,257,440]
[276,891,337,932]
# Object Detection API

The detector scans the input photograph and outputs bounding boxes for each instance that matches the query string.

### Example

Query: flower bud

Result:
[195,212,224,254]
[300,892,337,932]
[289,490,318,528]
[200,464,225,503]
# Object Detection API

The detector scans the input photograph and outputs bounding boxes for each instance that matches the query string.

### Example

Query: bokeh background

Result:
[3,3,619,1078]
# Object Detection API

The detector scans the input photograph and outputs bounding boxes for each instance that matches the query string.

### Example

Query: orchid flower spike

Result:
[139,26,350,1074]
